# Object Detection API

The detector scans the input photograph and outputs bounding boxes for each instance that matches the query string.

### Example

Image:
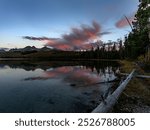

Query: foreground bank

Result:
[112,60,150,113]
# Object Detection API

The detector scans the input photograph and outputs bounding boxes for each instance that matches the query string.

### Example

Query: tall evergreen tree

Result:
[125,0,150,59]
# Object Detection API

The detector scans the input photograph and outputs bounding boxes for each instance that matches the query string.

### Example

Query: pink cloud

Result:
[115,15,135,28]
[23,21,111,51]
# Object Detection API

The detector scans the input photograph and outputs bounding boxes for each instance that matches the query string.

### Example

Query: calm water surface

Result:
[0,61,120,112]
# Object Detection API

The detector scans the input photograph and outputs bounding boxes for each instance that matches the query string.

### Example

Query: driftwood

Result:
[92,69,135,113]
[120,73,150,78]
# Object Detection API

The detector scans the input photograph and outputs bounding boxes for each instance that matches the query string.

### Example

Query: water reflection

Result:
[0,60,120,113]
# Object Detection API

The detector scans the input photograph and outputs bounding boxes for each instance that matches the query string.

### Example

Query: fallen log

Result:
[119,73,150,78]
[92,69,135,113]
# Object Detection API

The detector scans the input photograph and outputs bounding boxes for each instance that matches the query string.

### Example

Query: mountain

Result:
[9,46,38,52]
[8,46,55,52]
[9,48,21,52]
[0,48,9,52]
[21,46,38,52]
[40,46,53,51]
[0,49,5,52]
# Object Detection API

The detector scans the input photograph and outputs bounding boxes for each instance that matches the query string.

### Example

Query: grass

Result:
[119,60,135,73]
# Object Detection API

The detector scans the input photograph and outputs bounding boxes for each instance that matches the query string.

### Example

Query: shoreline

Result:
[0,57,119,61]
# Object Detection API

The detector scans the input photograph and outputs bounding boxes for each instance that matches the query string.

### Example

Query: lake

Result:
[0,60,120,113]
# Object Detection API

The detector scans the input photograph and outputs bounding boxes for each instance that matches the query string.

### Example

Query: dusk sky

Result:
[0,0,139,50]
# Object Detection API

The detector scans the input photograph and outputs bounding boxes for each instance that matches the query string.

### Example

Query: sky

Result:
[0,0,139,50]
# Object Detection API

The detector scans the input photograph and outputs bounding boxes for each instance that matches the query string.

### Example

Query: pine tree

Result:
[125,0,150,59]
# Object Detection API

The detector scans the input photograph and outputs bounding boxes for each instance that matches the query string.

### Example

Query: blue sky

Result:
[0,0,139,49]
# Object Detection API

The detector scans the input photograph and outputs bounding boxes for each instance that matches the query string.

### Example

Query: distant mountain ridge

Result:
[8,46,53,52]
[0,49,5,52]
[0,48,9,52]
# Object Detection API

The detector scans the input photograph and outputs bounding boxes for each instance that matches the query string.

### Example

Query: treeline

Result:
[80,41,124,59]
[45,41,124,60]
